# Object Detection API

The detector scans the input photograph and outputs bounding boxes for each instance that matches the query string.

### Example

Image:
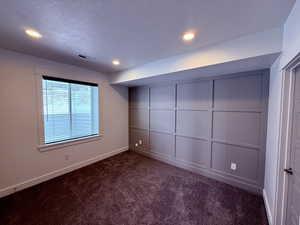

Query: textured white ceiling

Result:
[0,0,295,73]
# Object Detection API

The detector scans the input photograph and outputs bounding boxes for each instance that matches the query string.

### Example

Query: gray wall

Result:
[129,70,269,193]
[264,1,300,223]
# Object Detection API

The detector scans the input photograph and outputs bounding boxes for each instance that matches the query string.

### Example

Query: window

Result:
[42,76,99,144]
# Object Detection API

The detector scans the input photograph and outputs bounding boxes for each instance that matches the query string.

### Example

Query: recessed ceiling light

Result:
[182,32,195,41]
[112,59,120,65]
[25,29,42,38]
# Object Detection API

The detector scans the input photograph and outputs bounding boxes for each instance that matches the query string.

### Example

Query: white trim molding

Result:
[274,53,300,225]
[38,134,103,152]
[0,146,129,198]
[263,189,273,225]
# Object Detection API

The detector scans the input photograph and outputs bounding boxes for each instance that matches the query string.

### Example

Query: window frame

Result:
[35,73,102,152]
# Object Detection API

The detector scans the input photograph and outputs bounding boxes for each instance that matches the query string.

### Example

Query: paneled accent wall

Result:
[129,70,269,193]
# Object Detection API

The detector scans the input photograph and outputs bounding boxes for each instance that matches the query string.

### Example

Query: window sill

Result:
[38,134,103,152]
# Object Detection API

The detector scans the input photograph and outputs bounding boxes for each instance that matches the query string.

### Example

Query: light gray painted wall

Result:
[130,70,269,193]
[0,48,128,196]
[281,0,300,68]
[264,1,300,223]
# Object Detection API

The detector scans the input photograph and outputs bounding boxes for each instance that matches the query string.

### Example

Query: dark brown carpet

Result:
[0,151,268,225]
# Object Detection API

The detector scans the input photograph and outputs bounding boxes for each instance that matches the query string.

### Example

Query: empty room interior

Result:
[1,0,300,225]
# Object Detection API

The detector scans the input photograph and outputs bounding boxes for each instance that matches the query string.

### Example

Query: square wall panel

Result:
[150,110,175,133]
[150,85,175,109]
[176,110,210,139]
[212,142,258,181]
[130,87,149,109]
[150,131,175,156]
[176,136,210,167]
[214,75,262,109]
[213,111,261,146]
[130,108,149,130]
[177,81,212,110]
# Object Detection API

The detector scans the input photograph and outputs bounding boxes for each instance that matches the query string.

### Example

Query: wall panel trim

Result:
[175,134,209,141]
[212,139,261,151]
[129,70,269,192]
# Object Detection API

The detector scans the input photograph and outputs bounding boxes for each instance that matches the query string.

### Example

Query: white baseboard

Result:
[263,189,273,225]
[0,146,129,198]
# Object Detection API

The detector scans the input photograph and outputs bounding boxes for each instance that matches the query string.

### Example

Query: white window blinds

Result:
[42,76,99,144]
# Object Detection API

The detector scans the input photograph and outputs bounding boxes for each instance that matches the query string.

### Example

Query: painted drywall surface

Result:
[264,56,282,221]
[281,0,300,68]
[0,48,128,191]
[118,53,280,87]
[111,27,282,84]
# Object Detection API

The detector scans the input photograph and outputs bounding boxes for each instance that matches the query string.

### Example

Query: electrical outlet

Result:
[139,140,143,145]
[230,162,237,171]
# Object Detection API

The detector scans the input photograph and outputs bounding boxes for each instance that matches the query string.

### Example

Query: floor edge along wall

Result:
[0,146,129,198]
[129,70,269,194]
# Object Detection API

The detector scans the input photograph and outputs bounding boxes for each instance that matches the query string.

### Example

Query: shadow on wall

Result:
[111,84,129,101]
